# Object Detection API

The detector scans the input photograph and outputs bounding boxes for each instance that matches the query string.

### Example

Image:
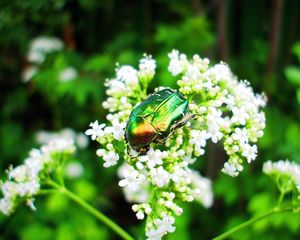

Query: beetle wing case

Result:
[125,88,190,154]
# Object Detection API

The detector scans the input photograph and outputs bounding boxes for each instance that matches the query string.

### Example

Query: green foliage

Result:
[285,41,300,105]
[155,16,215,54]
[1,0,300,239]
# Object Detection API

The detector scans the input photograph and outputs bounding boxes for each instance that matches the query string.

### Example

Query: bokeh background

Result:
[1,0,300,239]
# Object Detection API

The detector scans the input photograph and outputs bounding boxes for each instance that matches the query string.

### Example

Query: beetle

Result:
[125,88,194,155]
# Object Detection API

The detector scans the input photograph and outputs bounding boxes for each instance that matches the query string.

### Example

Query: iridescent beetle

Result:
[125,88,194,155]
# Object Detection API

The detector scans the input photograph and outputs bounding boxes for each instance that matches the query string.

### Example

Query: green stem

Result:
[277,190,285,207]
[56,166,65,187]
[48,181,134,240]
[212,207,293,240]
[37,189,58,195]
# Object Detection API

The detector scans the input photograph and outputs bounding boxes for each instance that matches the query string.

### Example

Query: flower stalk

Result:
[49,180,135,240]
[212,206,294,240]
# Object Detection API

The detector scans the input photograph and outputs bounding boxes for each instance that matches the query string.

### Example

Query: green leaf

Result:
[284,122,300,149]
[168,204,190,240]
[20,223,54,240]
[248,193,274,231]
[56,223,76,240]
[73,179,97,201]
[297,88,300,105]
[84,54,112,73]
[214,175,239,205]
[46,193,68,212]
[285,66,300,85]
[78,0,101,10]
[292,42,300,62]
[155,16,215,54]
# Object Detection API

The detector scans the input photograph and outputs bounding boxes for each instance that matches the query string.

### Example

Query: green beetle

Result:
[125,88,194,155]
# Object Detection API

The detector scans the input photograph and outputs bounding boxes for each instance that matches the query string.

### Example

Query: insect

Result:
[125,88,194,155]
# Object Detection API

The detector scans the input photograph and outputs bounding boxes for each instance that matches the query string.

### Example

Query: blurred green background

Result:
[1,0,300,239]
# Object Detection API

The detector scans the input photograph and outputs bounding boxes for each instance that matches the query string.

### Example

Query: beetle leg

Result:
[126,144,132,157]
[153,138,165,144]
[139,146,150,155]
[127,145,150,159]
[170,113,195,131]
[152,132,163,144]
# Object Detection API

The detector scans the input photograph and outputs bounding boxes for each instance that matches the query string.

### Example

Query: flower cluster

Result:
[86,55,156,169]
[169,50,266,176]
[22,36,78,84]
[27,36,64,64]
[86,50,265,239]
[118,163,149,203]
[22,36,64,82]
[146,214,176,240]
[0,139,75,215]
[263,160,300,193]
[22,37,60,82]
[36,128,88,149]
[36,129,85,179]
[59,67,78,82]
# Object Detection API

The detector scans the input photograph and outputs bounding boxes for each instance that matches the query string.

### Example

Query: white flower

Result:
[1,182,17,199]
[19,180,40,196]
[170,165,191,184]
[8,165,28,182]
[254,93,267,107]
[118,165,146,191]
[59,67,77,82]
[116,65,138,87]
[222,162,238,177]
[110,119,126,141]
[241,144,257,163]
[27,51,45,64]
[0,138,76,216]
[209,63,232,82]
[24,150,43,175]
[105,79,127,96]
[146,215,176,240]
[139,54,156,79]
[185,65,201,82]
[36,128,88,149]
[168,50,182,76]
[102,151,119,168]
[44,138,75,154]
[65,162,84,178]
[150,167,170,187]
[139,148,166,169]
[190,170,213,208]
[232,128,248,146]
[26,198,36,211]
[263,160,300,191]
[205,108,224,143]
[136,210,145,220]
[27,36,63,64]
[132,203,152,220]
[223,94,235,110]
[231,106,249,125]
[76,133,89,149]
[168,50,188,76]
[22,66,38,82]
[189,130,208,156]
[0,198,14,216]
[118,163,149,203]
[85,121,106,140]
